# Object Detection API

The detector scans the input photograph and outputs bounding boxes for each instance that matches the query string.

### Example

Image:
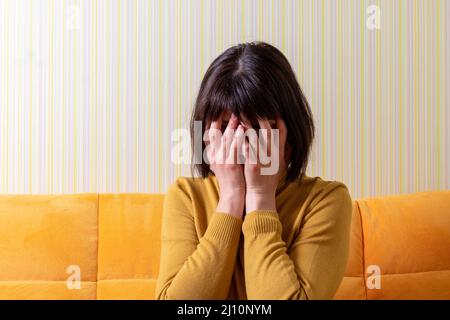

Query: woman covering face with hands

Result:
[205,112,291,218]
[156,42,353,300]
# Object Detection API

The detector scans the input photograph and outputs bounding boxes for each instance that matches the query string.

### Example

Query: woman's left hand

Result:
[243,117,289,214]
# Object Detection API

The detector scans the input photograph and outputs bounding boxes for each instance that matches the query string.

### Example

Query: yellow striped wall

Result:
[0,0,448,199]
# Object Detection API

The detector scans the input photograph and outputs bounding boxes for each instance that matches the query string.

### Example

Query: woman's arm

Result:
[240,117,352,299]
[155,181,243,300]
[242,184,352,300]
[156,113,246,300]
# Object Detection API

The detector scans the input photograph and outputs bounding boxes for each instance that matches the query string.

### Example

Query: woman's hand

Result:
[206,113,246,219]
[243,117,289,214]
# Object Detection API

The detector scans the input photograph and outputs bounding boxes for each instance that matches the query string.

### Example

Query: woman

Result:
[156,42,353,300]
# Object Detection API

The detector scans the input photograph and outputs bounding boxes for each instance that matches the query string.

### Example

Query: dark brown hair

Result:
[190,41,315,183]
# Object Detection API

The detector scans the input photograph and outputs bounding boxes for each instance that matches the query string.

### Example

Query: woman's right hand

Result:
[206,113,245,219]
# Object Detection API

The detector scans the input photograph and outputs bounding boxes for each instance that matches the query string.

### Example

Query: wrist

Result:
[245,192,276,214]
[217,191,245,219]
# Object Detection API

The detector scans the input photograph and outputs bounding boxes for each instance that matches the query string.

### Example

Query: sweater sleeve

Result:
[155,180,243,300]
[242,184,353,300]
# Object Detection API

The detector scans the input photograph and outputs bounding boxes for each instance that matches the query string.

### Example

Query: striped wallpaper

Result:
[0,0,449,199]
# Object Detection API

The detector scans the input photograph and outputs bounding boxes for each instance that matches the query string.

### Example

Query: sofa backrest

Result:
[0,191,449,299]
[335,190,450,299]
[0,194,163,300]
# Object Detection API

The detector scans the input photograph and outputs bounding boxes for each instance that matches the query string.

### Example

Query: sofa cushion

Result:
[97,194,164,300]
[0,194,98,300]
[359,191,450,299]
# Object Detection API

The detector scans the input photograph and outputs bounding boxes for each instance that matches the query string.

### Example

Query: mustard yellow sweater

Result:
[155,174,352,300]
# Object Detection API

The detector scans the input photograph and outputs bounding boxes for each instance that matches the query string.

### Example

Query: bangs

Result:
[204,75,280,124]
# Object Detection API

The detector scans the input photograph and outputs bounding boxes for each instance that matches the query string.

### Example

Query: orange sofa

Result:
[0,190,449,300]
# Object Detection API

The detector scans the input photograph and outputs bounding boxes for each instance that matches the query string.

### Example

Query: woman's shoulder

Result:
[297,175,352,208]
[165,175,219,220]
[166,175,218,200]
[300,175,351,194]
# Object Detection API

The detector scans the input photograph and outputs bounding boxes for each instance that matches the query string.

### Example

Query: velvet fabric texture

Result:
[0,190,449,299]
